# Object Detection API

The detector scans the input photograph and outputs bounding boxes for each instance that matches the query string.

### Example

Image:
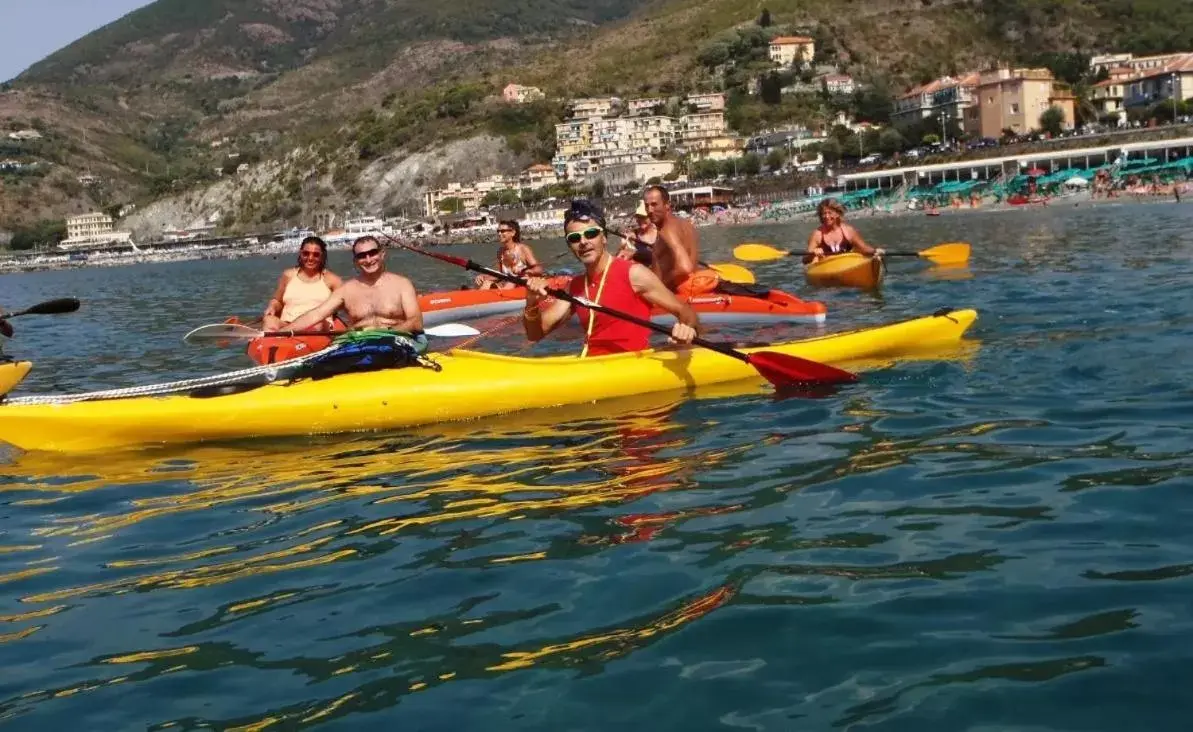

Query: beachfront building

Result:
[60,212,133,250]
[585,160,677,190]
[502,83,545,104]
[667,186,735,212]
[974,68,1076,139]
[768,36,814,67]
[891,73,979,137]
[571,97,620,119]
[685,92,726,113]
[1122,54,1193,111]
[1092,78,1128,125]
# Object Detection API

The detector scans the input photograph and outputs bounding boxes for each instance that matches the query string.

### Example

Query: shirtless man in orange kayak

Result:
[283,236,423,333]
[642,185,720,296]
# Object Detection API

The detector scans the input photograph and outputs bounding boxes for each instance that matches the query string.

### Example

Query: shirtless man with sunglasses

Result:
[283,236,423,333]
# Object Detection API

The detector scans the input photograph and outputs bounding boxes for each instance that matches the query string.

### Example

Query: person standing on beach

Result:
[804,198,884,263]
[642,185,719,296]
[283,236,423,334]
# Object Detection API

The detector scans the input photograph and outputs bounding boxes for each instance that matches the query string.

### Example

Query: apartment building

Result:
[502,83,545,104]
[768,36,815,66]
[685,92,726,113]
[892,73,979,133]
[1091,53,1186,76]
[627,97,666,116]
[1092,78,1128,124]
[519,163,558,189]
[974,68,1075,139]
[570,97,619,119]
[1122,53,1193,110]
[679,112,728,143]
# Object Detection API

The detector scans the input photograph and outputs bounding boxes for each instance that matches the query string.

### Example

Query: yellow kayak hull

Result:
[806,253,884,290]
[0,360,31,398]
[0,310,978,453]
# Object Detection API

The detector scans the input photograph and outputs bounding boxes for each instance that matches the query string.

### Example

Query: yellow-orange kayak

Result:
[806,253,884,290]
[0,360,31,398]
[0,309,977,453]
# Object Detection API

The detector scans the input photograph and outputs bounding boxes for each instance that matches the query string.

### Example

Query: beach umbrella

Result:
[1026,167,1046,177]
[1064,176,1089,187]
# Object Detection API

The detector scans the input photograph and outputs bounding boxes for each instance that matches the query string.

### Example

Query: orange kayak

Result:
[419,282,827,327]
[242,285,828,365]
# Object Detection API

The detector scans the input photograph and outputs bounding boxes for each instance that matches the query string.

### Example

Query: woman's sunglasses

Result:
[565,227,603,245]
[299,250,323,259]
[353,247,381,261]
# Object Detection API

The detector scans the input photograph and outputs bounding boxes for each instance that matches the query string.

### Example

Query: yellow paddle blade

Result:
[708,263,756,284]
[918,242,971,266]
[733,243,790,262]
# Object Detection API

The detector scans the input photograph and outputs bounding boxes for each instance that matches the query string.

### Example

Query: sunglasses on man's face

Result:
[353,247,381,261]
[565,227,603,245]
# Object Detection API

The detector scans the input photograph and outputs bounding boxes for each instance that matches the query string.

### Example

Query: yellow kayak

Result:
[0,309,978,453]
[0,360,31,398]
[806,253,884,290]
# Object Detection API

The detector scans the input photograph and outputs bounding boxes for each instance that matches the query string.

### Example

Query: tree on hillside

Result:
[1039,106,1065,137]
[760,73,783,105]
[758,8,771,27]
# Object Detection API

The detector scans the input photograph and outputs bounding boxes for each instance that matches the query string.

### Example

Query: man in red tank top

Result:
[522,199,701,357]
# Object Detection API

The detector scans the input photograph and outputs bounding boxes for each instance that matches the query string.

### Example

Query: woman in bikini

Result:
[474,220,543,289]
[616,200,657,267]
[804,198,884,264]
[262,236,345,330]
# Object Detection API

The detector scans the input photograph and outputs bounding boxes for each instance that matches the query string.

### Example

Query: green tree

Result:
[758,8,771,27]
[591,178,607,199]
[877,128,905,156]
[759,73,783,105]
[765,148,786,170]
[1039,106,1065,136]
[741,153,762,175]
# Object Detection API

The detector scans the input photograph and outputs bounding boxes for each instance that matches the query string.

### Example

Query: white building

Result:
[685,92,726,112]
[60,212,133,249]
[768,36,815,67]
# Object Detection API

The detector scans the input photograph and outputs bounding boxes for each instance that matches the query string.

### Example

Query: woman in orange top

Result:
[262,236,345,331]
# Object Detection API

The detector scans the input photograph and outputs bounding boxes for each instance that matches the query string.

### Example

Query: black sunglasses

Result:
[353,247,381,261]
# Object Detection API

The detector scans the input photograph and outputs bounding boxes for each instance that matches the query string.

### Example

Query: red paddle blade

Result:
[745,351,858,388]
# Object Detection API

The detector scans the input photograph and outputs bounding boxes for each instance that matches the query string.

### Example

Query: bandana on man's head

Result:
[563,199,606,230]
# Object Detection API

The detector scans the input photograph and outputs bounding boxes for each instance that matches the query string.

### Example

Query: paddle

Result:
[2,297,81,318]
[605,227,757,284]
[734,242,971,266]
[0,297,81,338]
[184,322,481,344]
[394,242,858,388]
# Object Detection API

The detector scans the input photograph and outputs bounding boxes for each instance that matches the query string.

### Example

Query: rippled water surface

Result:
[4,201,1193,730]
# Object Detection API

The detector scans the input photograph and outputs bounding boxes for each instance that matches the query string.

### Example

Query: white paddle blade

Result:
[424,323,481,338]
[183,323,264,343]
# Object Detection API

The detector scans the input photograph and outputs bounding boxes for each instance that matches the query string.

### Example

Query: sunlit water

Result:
[3,200,1193,730]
